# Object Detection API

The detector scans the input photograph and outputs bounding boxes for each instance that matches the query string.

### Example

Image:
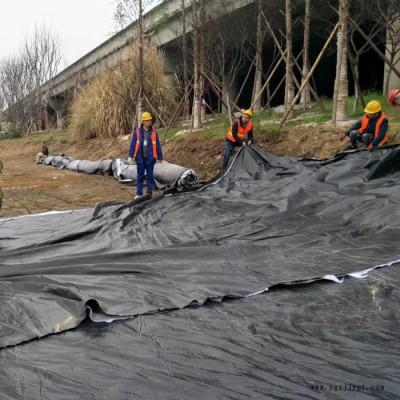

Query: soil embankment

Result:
[0,124,346,218]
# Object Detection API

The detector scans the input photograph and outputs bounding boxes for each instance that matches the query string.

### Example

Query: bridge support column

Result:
[48,97,67,130]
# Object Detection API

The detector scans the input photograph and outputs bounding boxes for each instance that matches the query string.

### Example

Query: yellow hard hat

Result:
[364,100,381,114]
[141,112,152,121]
[242,109,253,118]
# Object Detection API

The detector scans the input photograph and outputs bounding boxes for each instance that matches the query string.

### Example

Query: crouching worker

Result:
[222,109,254,171]
[340,100,388,152]
[128,112,163,199]
[35,142,49,164]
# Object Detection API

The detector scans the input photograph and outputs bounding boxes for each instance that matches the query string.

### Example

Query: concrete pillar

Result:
[48,97,67,130]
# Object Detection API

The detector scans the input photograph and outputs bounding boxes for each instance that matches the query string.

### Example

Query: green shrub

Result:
[69,44,178,140]
[0,129,23,140]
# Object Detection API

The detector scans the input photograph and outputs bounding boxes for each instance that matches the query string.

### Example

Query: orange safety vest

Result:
[227,120,253,143]
[359,113,388,146]
[133,128,158,158]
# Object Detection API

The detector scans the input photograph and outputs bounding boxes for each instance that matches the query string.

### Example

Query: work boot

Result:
[134,195,142,200]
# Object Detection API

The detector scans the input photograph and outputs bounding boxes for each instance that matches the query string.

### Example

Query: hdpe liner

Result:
[1,145,400,398]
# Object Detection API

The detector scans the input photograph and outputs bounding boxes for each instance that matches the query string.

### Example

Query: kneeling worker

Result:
[340,100,388,152]
[222,109,254,171]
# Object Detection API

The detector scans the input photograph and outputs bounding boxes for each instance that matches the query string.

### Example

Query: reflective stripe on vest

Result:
[133,128,158,158]
[227,120,253,143]
[359,113,388,146]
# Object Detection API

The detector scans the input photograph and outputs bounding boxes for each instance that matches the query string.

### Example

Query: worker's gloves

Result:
[248,140,252,145]
[242,141,247,146]
[350,129,361,136]
[127,157,134,164]
[340,133,347,141]
[367,144,374,152]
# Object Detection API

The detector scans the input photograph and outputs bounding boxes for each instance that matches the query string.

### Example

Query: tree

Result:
[284,0,295,120]
[191,0,202,129]
[252,0,266,112]
[300,0,312,108]
[377,0,400,94]
[0,55,28,127]
[180,0,191,120]
[201,0,252,116]
[114,0,156,125]
[23,24,61,131]
[0,24,60,131]
[332,0,349,124]
[347,0,381,111]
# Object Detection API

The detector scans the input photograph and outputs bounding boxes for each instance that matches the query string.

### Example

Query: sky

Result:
[0,0,120,69]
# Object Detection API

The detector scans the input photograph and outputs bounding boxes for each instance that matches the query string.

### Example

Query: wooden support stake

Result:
[278,22,340,130]
[263,11,324,112]
[349,16,400,80]
[250,50,287,109]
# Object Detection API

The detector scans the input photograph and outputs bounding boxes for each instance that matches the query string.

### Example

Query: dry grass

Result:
[69,44,177,140]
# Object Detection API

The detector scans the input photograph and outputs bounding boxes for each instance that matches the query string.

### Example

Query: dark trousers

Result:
[136,158,156,196]
[222,140,241,170]
[349,131,374,148]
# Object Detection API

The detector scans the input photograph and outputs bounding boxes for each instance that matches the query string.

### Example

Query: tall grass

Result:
[69,44,177,140]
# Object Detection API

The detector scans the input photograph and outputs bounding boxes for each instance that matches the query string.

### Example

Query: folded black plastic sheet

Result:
[1,145,400,398]
[1,267,399,399]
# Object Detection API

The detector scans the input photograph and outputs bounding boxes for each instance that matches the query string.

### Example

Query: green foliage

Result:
[160,92,400,143]
[0,128,23,140]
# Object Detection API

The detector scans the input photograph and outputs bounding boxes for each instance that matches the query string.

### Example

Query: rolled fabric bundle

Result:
[154,161,198,189]
[51,155,74,169]
[42,156,55,165]
[67,160,100,174]
[99,159,114,175]
[111,159,138,183]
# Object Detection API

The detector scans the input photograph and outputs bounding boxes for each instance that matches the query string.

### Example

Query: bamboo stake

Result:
[268,74,286,107]
[278,22,340,130]
[348,49,365,109]
[144,93,167,128]
[349,16,400,79]
[162,94,187,138]
[235,55,256,105]
[200,69,240,112]
[253,50,303,110]
[250,50,287,109]
[261,11,324,111]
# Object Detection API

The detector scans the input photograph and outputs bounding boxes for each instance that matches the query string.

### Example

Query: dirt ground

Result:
[0,123,347,218]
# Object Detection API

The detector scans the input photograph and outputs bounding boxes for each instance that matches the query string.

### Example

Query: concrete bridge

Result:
[41,0,400,129]
[43,0,254,128]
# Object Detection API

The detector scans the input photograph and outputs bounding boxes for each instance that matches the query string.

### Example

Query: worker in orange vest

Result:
[128,112,163,199]
[340,100,389,152]
[389,89,400,106]
[222,109,254,170]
